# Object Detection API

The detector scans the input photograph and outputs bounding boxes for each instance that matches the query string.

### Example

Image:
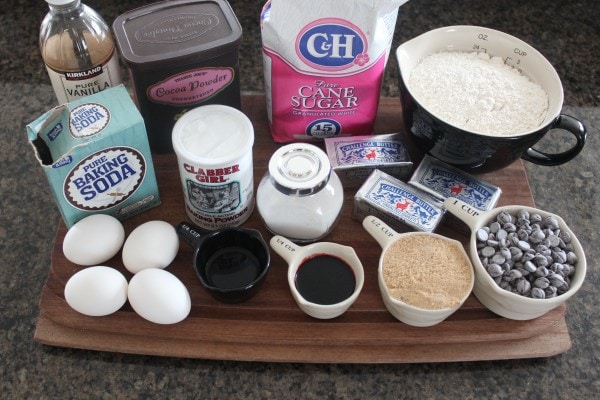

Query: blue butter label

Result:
[413,156,500,210]
[364,176,442,231]
[420,168,495,209]
[335,140,408,165]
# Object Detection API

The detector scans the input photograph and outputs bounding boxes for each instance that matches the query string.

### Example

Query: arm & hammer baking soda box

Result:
[27,85,160,228]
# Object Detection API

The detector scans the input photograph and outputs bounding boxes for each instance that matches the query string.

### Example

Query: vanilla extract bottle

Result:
[40,0,122,104]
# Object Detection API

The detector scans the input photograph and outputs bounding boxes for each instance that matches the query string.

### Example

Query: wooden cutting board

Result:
[34,96,571,363]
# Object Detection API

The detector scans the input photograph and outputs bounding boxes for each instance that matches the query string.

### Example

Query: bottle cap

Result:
[46,0,77,6]
[269,143,331,195]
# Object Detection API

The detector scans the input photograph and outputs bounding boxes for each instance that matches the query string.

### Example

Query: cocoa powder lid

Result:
[112,0,242,69]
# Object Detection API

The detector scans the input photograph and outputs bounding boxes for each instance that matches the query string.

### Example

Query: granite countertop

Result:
[1,0,598,398]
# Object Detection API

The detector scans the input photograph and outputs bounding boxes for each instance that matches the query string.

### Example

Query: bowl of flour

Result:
[396,26,586,172]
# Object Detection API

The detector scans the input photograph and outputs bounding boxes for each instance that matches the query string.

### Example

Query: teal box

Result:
[27,85,161,228]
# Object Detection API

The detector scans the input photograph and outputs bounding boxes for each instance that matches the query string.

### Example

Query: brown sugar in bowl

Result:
[363,215,475,327]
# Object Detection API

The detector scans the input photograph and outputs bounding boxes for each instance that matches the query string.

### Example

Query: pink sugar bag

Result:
[260,0,408,143]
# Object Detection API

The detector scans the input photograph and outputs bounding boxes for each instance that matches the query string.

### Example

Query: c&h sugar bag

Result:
[260,0,408,142]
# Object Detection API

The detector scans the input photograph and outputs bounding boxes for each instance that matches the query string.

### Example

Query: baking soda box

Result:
[27,85,160,228]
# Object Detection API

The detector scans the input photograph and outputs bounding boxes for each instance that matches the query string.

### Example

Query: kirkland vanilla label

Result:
[26,85,160,228]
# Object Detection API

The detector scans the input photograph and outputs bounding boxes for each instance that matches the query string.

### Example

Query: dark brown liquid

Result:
[205,247,261,290]
[295,254,355,305]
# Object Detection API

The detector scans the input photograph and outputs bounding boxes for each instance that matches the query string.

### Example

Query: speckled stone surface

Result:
[1,0,598,399]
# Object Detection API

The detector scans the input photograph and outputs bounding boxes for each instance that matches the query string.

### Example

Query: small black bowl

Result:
[178,222,270,303]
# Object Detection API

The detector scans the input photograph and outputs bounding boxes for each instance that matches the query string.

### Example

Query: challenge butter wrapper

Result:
[353,169,444,233]
[325,133,413,189]
[409,155,502,208]
[409,155,501,232]
[27,85,160,228]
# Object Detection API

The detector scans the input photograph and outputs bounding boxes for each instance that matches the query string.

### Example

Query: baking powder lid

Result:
[113,0,242,68]
[269,143,331,194]
[172,104,254,165]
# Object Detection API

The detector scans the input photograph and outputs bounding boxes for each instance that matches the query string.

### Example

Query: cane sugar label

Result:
[147,67,235,105]
[64,147,146,210]
[69,103,110,138]
[261,0,406,142]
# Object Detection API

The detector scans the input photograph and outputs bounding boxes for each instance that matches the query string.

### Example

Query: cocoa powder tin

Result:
[113,0,243,153]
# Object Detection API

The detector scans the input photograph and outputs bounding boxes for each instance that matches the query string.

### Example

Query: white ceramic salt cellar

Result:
[257,143,344,242]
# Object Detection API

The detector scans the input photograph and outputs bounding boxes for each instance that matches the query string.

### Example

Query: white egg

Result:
[122,220,179,274]
[64,266,128,316]
[127,268,191,324]
[63,214,125,266]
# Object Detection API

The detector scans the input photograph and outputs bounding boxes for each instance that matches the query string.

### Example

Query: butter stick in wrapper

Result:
[409,155,501,208]
[353,169,444,233]
[409,155,501,233]
[325,133,412,190]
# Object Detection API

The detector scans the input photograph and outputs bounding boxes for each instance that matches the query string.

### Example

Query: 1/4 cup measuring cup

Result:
[269,235,364,319]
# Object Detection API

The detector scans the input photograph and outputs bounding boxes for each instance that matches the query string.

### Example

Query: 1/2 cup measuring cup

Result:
[362,215,474,327]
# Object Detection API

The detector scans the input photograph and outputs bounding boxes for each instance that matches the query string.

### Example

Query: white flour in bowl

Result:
[408,51,549,136]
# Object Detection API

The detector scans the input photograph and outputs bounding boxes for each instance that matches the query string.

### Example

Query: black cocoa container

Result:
[113,0,242,153]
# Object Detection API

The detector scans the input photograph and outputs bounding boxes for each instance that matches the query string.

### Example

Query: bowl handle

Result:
[270,235,301,264]
[443,198,486,233]
[176,222,205,248]
[522,114,587,166]
[362,215,401,249]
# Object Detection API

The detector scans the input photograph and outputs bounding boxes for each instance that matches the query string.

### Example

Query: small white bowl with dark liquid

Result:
[270,235,365,319]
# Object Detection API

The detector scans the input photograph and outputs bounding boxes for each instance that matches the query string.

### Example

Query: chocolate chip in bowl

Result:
[443,198,587,320]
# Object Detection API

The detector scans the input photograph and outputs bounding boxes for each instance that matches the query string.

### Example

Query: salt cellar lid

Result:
[269,143,332,196]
